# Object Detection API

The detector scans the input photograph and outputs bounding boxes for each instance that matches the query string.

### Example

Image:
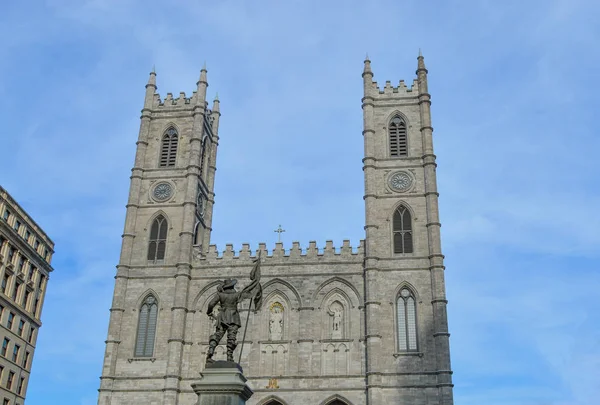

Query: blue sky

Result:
[1,0,599,404]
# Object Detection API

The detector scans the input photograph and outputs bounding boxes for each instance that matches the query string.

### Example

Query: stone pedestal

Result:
[191,361,254,405]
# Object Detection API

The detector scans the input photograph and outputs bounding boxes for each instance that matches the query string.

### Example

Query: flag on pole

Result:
[241,256,263,310]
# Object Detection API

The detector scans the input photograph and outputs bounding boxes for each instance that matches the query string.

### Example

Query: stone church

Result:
[98,55,454,405]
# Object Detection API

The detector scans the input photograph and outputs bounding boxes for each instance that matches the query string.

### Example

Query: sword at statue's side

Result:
[238,251,263,364]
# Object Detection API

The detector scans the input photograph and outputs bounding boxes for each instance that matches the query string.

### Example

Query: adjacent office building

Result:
[0,186,53,404]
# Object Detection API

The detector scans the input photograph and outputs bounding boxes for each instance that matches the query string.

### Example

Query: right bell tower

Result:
[361,53,454,405]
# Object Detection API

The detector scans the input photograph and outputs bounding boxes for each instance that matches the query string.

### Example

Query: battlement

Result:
[196,240,365,263]
[153,91,200,108]
[371,79,419,96]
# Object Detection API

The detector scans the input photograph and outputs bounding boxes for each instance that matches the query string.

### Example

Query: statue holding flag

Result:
[206,254,263,364]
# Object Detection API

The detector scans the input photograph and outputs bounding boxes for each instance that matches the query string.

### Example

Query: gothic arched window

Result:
[326,399,350,405]
[159,127,178,167]
[393,205,413,254]
[135,294,158,357]
[389,116,407,157]
[147,215,168,263]
[199,138,208,177]
[397,287,418,352]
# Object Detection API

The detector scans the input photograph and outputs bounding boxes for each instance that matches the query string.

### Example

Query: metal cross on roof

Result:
[274,224,285,242]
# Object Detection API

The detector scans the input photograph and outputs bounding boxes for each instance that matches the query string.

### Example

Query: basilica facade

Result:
[98,55,454,405]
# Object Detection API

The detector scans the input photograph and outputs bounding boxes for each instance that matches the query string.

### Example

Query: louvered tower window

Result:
[135,295,158,357]
[199,138,208,177]
[147,215,168,263]
[389,116,408,157]
[159,127,178,167]
[397,288,418,351]
[393,205,413,254]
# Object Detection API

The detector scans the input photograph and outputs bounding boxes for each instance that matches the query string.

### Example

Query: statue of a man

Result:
[328,302,343,339]
[206,258,262,363]
[269,304,284,340]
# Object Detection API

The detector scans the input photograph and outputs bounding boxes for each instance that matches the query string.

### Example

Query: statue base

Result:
[192,361,253,405]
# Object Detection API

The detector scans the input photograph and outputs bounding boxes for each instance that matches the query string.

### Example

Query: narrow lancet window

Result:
[134,294,158,357]
[397,288,418,351]
[389,116,407,157]
[147,215,168,263]
[159,127,178,167]
[199,138,208,177]
[393,205,413,254]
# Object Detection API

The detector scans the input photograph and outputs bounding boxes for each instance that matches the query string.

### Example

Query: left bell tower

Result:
[98,68,220,405]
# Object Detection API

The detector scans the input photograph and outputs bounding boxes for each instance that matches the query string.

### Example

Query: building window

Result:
[33,292,41,317]
[11,283,19,301]
[17,257,24,273]
[7,247,15,263]
[389,116,408,157]
[27,328,35,344]
[393,205,413,254]
[6,371,14,390]
[23,230,30,242]
[159,127,178,167]
[28,266,35,282]
[200,138,208,177]
[2,210,9,221]
[0,236,5,250]
[13,221,20,233]
[134,294,158,357]
[7,313,13,330]
[1,275,8,294]
[1,338,9,357]
[17,320,24,337]
[23,290,30,310]
[11,345,19,363]
[397,288,418,352]
[22,352,29,369]
[17,377,24,396]
[2,398,8,405]
[0,305,3,320]
[147,215,168,263]
[38,274,46,289]
[33,240,39,250]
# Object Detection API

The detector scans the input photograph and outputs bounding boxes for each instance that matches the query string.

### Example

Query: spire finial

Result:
[365,52,370,61]
[363,55,372,76]
[416,49,427,74]
[152,64,156,73]
[147,68,157,87]
[214,92,219,101]
[202,61,207,71]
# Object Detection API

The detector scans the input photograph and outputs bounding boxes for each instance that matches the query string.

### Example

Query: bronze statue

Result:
[206,256,262,363]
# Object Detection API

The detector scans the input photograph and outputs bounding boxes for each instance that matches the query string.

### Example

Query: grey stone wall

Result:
[98,58,454,405]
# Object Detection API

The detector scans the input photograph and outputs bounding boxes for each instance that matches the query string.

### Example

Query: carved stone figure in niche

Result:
[269,302,284,340]
[328,301,344,339]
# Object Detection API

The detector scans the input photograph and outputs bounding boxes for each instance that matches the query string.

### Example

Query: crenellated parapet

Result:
[149,91,216,128]
[372,79,419,96]
[154,91,196,107]
[195,240,365,263]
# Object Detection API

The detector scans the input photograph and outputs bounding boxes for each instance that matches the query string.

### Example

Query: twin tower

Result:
[98,56,454,405]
